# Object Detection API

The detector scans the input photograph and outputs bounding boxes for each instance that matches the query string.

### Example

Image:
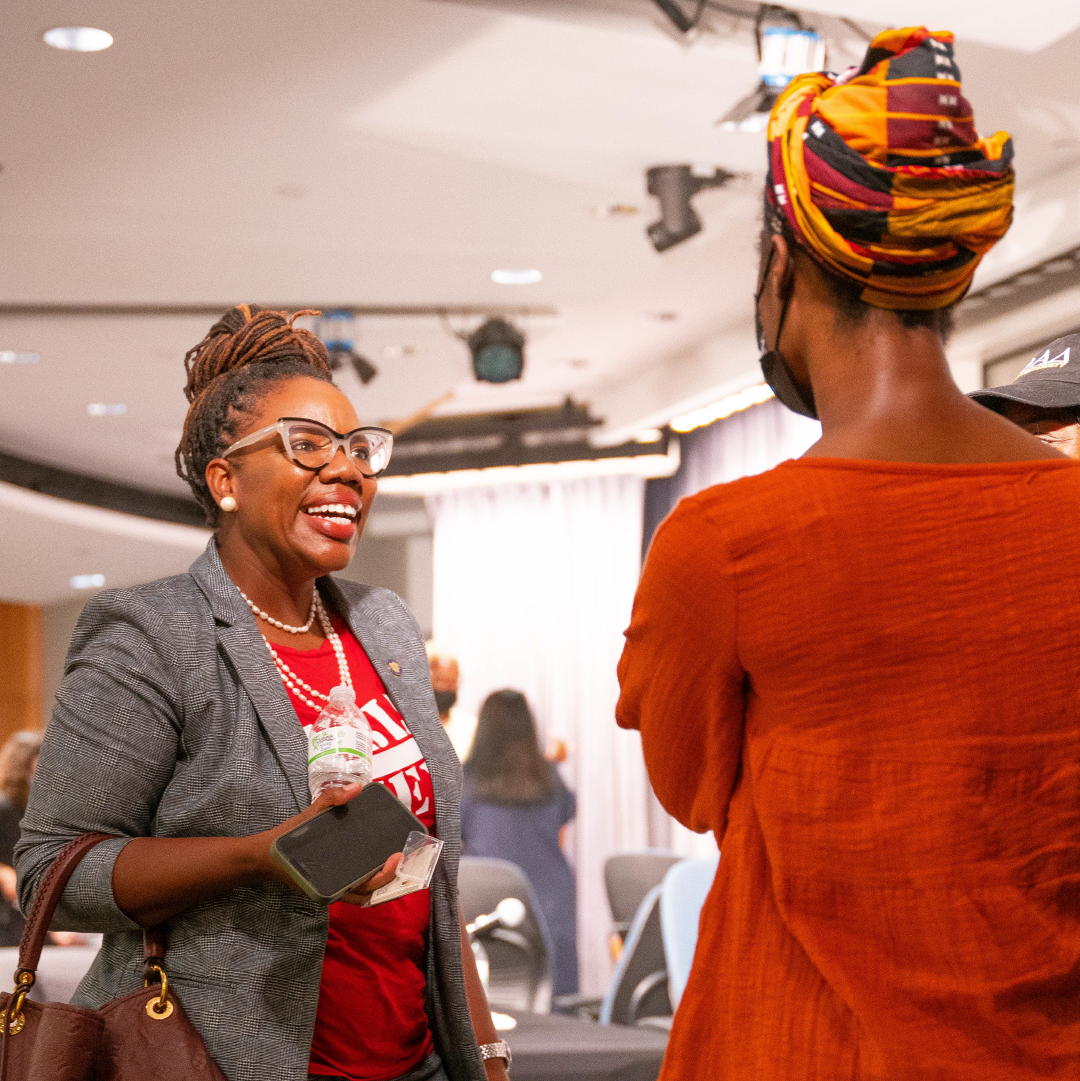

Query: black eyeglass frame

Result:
[222,417,394,478]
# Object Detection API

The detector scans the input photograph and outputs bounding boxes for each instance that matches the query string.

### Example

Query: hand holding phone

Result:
[262,782,402,903]
[269,781,429,904]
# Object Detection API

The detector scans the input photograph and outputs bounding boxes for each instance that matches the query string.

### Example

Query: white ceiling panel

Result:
[791,0,1080,53]
[0,482,208,605]
[349,17,762,190]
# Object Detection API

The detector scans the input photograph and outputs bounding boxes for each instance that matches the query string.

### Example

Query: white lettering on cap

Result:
[1019,347,1070,377]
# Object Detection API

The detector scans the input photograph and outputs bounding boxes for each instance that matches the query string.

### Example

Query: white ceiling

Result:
[0,481,208,605]
[790,0,1080,53]
[4,0,1080,601]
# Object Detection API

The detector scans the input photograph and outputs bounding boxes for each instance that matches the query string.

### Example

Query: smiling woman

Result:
[15,305,504,1081]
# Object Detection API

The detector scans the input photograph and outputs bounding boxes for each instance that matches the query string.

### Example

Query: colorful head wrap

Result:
[766,27,1014,310]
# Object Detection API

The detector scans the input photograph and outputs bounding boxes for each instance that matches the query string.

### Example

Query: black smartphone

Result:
[270,782,427,903]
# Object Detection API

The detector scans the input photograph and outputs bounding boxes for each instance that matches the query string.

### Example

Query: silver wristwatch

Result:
[478,1040,512,1069]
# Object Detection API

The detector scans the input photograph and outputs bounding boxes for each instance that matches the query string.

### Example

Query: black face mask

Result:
[755,246,818,420]
[434,690,457,716]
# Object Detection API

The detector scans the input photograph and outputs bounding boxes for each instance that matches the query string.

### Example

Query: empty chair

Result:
[604,850,682,941]
[600,885,671,1027]
[659,855,719,1009]
[458,856,552,1013]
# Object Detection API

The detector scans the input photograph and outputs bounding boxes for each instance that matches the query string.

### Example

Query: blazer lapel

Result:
[189,542,310,813]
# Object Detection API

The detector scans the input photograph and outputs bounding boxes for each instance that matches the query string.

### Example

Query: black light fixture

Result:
[645,164,736,252]
[467,318,525,384]
[315,310,378,385]
[649,0,707,34]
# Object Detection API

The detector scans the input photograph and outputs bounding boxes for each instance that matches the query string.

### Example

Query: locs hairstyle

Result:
[175,304,334,525]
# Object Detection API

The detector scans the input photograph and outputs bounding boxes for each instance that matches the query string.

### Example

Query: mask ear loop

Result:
[754,244,776,352]
[755,238,818,420]
[754,239,793,353]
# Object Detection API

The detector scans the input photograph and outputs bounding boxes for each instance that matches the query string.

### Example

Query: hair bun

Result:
[182,304,329,403]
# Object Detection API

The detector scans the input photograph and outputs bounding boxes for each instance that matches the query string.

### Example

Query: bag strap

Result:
[16,832,117,977]
[142,924,168,982]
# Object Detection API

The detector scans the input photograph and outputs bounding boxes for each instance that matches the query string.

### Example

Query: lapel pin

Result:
[388,661,401,674]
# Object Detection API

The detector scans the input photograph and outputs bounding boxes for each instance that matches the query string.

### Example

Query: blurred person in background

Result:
[619,28,1080,1080]
[461,690,578,996]
[427,646,476,761]
[971,331,1080,458]
[0,731,81,949]
[16,305,506,1081]
[0,731,41,946]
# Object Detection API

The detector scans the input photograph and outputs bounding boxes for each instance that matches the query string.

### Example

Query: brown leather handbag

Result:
[0,833,227,1081]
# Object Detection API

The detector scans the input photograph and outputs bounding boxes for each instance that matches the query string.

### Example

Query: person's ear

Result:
[768,234,794,296]
[205,458,239,514]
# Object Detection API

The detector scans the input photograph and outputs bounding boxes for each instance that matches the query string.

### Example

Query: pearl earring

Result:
[219,496,237,513]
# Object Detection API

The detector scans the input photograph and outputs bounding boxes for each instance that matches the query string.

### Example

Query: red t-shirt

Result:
[273,617,436,1081]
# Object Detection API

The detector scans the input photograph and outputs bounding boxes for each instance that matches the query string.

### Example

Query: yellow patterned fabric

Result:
[766,27,1013,310]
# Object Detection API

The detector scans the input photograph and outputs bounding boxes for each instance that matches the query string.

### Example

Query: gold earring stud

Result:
[219,496,237,513]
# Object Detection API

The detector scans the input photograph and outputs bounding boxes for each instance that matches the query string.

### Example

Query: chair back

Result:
[599,885,671,1026]
[659,855,719,1009]
[458,857,552,1013]
[603,850,682,937]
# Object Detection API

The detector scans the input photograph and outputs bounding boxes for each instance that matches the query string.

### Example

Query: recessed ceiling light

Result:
[44,27,114,52]
[491,269,541,285]
[0,351,39,364]
[70,574,105,589]
[87,403,127,416]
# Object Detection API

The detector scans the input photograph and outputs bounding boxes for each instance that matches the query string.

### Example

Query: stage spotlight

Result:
[645,164,736,252]
[468,319,525,384]
[316,310,378,385]
[718,10,825,132]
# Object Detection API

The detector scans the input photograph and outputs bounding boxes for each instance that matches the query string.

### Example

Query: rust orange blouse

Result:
[617,457,1080,1080]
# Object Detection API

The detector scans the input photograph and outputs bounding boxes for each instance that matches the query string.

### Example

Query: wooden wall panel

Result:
[0,604,43,741]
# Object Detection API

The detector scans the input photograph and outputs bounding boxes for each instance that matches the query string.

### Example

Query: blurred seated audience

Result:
[461,690,578,996]
[971,331,1080,459]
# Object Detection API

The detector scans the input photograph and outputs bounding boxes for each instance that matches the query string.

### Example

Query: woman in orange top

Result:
[617,28,1080,1079]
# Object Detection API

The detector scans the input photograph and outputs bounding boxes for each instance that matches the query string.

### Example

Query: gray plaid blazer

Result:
[15,541,486,1081]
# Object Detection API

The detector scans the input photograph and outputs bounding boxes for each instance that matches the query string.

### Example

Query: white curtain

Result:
[677,396,821,500]
[427,474,650,996]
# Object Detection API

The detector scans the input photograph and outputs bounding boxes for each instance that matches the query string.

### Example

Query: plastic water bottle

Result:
[305,685,372,801]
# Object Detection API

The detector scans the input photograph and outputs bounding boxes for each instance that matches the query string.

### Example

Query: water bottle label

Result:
[304,723,372,766]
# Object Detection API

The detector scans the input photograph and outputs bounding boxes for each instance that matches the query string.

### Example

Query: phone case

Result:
[270,782,427,903]
[365,831,444,907]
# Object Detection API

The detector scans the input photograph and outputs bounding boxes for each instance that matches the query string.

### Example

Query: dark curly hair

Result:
[761,200,954,342]
[175,304,333,525]
[465,690,556,805]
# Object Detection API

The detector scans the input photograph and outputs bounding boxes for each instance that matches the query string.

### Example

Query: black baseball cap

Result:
[970,332,1080,414]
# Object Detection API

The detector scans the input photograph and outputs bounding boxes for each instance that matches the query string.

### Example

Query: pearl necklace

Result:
[265,593,352,713]
[239,587,317,635]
